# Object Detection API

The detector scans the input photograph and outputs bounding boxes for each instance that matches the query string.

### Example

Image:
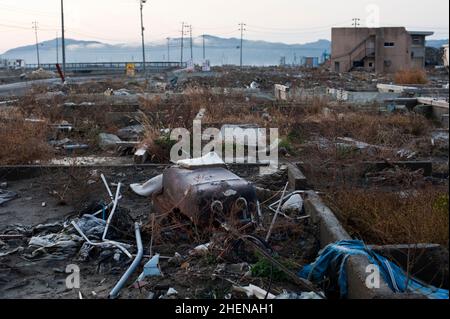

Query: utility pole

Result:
[238,23,246,69]
[61,0,66,75]
[180,22,186,64]
[352,18,361,28]
[166,37,170,62]
[189,25,193,62]
[56,32,59,64]
[32,21,40,68]
[202,34,206,60]
[140,0,147,74]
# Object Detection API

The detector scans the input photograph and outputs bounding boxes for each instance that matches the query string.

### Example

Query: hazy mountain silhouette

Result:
[1,35,331,66]
[1,35,447,66]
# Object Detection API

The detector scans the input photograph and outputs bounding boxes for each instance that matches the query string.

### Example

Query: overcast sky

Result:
[0,0,448,53]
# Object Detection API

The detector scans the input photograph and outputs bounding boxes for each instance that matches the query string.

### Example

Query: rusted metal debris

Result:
[152,166,258,226]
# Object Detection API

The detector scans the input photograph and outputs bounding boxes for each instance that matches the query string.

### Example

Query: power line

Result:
[0,4,59,18]
[0,22,57,31]
[246,21,351,32]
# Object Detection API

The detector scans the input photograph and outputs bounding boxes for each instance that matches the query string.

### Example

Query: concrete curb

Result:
[304,191,426,299]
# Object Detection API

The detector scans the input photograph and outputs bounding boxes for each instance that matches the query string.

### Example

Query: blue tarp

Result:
[299,240,449,299]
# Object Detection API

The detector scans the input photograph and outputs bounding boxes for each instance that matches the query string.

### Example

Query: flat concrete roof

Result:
[408,31,434,36]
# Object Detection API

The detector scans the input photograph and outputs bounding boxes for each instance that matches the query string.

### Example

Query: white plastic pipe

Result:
[109,222,143,299]
[102,183,122,241]
[71,221,132,258]
[265,182,289,242]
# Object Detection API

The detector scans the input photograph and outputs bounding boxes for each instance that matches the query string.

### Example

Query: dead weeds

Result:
[0,109,53,165]
[394,69,428,85]
[324,186,449,247]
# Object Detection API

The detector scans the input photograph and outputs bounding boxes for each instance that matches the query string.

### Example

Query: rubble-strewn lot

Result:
[0,66,448,299]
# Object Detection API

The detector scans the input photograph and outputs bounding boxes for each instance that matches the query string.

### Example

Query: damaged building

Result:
[331,27,434,73]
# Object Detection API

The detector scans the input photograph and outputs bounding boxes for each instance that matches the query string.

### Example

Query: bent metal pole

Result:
[109,222,144,299]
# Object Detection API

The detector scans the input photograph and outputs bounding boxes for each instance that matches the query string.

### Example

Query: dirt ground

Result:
[0,166,319,299]
[1,66,448,299]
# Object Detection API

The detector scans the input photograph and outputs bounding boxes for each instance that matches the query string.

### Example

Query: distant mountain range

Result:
[1,35,448,66]
[0,36,331,66]
[426,39,449,49]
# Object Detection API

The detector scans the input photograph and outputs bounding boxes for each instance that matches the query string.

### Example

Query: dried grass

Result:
[0,109,53,165]
[300,111,431,148]
[325,187,449,246]
[394,69,428,85]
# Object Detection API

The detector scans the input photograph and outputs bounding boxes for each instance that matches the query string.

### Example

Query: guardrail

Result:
[25,61,187,73]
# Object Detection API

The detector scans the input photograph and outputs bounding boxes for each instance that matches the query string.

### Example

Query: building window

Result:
[384,42,395,47]
[369,62,374,68]
[334,61,340,73]
[412,36,423,46]
[384,60,392,67]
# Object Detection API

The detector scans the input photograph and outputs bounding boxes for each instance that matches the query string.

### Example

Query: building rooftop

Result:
[408,31,435,36]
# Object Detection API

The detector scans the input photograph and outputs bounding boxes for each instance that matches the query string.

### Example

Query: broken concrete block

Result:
[98,133,122,151]
[117,125,144,140]
[63,144,89,151]
[134,147,149,164]
[286,163,308,190]
[49,138,71,147]
[113,89,132,96]
[274,84,290,101]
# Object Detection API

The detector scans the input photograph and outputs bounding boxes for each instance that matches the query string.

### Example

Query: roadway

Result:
[0,75,145,97]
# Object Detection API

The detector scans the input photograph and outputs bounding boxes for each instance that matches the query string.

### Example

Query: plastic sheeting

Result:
[0,190,18,206]
[281,194,304,213]
[299,240,449,299]
[137,254,162,281]
[130,175,163,197]
[177,152,225,169]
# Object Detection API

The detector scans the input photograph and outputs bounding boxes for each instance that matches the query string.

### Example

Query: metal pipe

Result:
[109,222,144,299]
[71,221,132,258]
[101,174,114,201]
[265,182,289,242]
[92,195,122,217]
[102,183,122,241]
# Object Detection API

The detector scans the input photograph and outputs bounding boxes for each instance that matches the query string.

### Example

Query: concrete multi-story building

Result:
[331,27,433,73]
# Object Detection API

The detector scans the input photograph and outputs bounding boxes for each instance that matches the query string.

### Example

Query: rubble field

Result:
[0,65,448,299]
[0,166,319,299]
